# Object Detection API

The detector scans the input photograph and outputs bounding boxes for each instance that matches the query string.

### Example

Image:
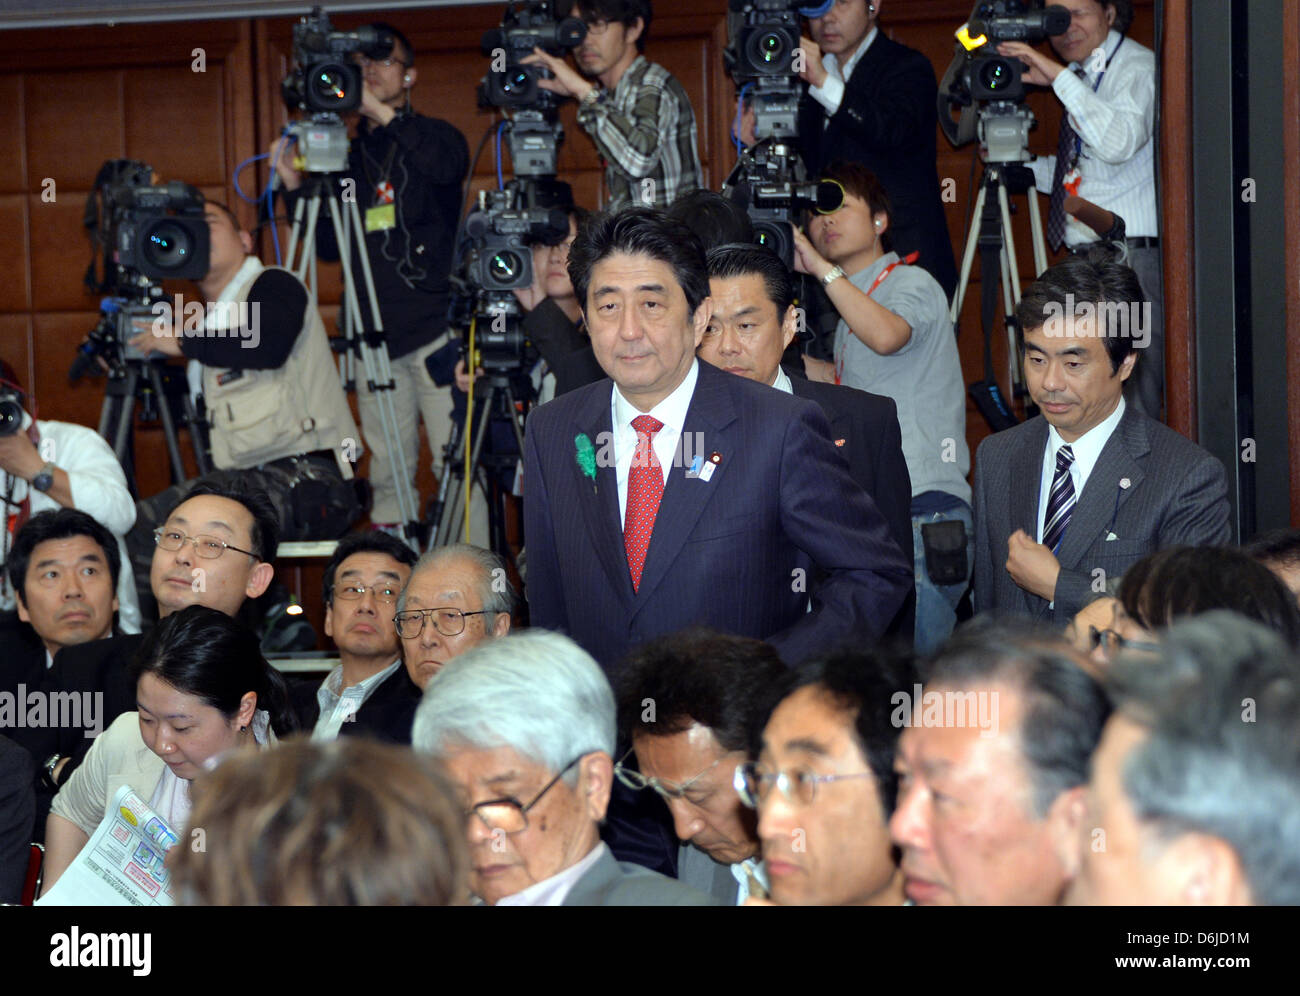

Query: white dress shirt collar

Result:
[770,365,793,394]
[825,25,878,82]
[1070,28,1124,80]
[312,658,402,742]
[611,358,699,436]
[495,841,609,906]
[1046,394,1126,489]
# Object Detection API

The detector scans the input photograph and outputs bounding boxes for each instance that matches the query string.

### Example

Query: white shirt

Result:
[495,841,608,907]
[311,658,402,742]
[1028,30,1157,242]
[808,26,878,118]
[770,366,793,394]
[731,857,770,905]
[0,415,141,633]
[612,360,699,528]
[186,255,263,404]
[1037,396,1126,544]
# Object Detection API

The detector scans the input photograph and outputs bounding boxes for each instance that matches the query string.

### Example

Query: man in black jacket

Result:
[290,531,421,744]
[273,23,470,533]
[699,243,913,637]
[796,0,957,299]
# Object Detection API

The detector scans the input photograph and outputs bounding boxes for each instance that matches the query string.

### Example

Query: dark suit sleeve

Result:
[870,396,914,560]
[972,438,993,615]
[766,403,913,662]
[522,414,568,631]
[834,48,938,152]
[0,737,35,905]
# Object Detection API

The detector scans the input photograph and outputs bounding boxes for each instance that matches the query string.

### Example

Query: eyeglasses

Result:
[394,606,490,639]
[468,756,583,833]
[583,18,612,34]
[153,527,258,561]
[735,761,875,809]
[1088,626,1161,657]
[331,583,401,605]
[613,747,737,802]
[356,55,410,69]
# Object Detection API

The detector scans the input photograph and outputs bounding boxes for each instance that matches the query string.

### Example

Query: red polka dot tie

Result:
[625,415,665,593]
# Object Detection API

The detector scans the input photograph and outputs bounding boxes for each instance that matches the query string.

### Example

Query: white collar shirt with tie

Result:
[1037,395,1127,545]
[611,359,699,528]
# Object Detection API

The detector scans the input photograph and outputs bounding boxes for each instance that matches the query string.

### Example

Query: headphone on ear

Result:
[403,74,411,84]
[874,220,882,228]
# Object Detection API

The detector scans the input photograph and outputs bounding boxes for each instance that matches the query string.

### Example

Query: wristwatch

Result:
[42,752,63,792]
[31,461,55,493]
[822,265,846,287]
[580,86,602,108]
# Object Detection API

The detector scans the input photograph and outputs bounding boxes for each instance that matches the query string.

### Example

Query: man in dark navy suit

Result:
[522,208,912,678]
[796,0,957,298]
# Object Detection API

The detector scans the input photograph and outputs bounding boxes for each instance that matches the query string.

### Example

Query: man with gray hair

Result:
[395,543,514,691]
[1068,611,1300,906]
[412,630,715,906]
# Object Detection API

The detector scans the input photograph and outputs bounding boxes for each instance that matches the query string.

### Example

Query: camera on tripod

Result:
[478,1,586,110]
[939,1,1070,157]
[464,193,571,294]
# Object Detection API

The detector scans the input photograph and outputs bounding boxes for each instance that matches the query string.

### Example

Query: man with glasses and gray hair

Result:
[411,630,715,905]
[290,531,420,744]
[394,543,514,691]
[615,628,789,903]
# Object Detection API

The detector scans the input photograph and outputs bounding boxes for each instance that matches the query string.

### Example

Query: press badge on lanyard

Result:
[833,251,918,386]
[365,179,396,232]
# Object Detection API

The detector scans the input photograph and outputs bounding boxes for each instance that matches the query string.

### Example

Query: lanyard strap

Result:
[1071,35,1125,165]
[833,252,918,385]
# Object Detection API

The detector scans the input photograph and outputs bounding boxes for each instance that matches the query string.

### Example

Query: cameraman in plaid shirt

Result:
[524,0,702,210]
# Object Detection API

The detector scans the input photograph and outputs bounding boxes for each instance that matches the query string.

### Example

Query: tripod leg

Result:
[996,179,1023,304]
[998,239,1025,394]
[1026,191,1048,278]
[951,182,989,323]
[145,364,188,484]
[112,368,139,466]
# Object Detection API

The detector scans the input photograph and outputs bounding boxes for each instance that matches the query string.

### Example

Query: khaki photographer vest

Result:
[203,263,359,477]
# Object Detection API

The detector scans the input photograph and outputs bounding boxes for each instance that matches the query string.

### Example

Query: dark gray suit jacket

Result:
[562,847,719,906]
[972,407,1230,622]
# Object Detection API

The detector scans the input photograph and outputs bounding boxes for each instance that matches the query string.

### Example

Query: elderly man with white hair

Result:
[412,630,716,906]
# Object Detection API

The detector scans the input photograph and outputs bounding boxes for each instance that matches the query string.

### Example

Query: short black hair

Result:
[706,243,794,316]
[568,206,710,316]
[1106,0,1134,35]
[1243,528,1300,571]
[204,198,242,232]
[666,190,755,251]
[573,0,649,51]
[170,476,280,563]
[365,22,414,65]
[323,531,418,609]
[616,628,789,756]
[1016,245,1147,373]
[7,508,120,607]
[923,619,1109,817]
[786,649,916,815]
[1118,546,1300,648]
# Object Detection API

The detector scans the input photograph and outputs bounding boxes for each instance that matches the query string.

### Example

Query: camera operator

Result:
[0,361,140,635]
[996,0,1162,419]
[271,23,471,533]
[522,0,702,210]
[126,200,360,612]
[795,0,958,299]
[456,205,605,400]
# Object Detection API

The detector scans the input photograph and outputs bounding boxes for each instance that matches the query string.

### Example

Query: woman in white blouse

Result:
[41,604,296,892]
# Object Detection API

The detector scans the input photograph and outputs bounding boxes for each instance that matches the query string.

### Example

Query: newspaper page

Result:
[37,784,179,907]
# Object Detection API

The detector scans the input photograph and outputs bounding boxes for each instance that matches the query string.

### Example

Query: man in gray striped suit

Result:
[972,250,1229,624]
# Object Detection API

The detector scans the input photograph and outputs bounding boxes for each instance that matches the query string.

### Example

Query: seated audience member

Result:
[172,737,468,906]
[700,243,913,582]
[0,734,34,904]
[412,630,715,906]
[395,544,514,691]
[972,249,1230,625]
[1243,527,1300,605]
[0,359,139,633]
[1095,546,1300,664]
[126,199,361,603]
[1068,611,1300,905]
[666,189,756,251]
[739,648,913,906]
[34,478,278,794]
[42,605,294,894]
[792,163,971,655]
[616,628,789,903]
[890,621,1108,905]
[291,532,420,744]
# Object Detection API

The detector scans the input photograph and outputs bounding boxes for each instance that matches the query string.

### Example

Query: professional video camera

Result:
[279,7,394,172]
[74,159,210,376]
[938,0,1070,159]
[478,0,586,110]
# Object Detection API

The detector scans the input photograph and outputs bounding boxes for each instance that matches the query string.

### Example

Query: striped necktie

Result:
[1042,445,1076,555]
[1047,66,1089,250]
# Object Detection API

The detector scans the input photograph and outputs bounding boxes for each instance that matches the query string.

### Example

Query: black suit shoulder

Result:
[788,376,899,424]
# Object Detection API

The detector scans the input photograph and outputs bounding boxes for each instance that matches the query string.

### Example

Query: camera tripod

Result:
[99,358,210,499]
[281,167,421,550]
[950,103,1049,429]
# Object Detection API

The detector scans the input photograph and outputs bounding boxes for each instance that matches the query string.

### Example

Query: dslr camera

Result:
[479,0,586,110]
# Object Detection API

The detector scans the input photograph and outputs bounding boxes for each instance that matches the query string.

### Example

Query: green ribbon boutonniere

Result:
[575,433,597,493]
